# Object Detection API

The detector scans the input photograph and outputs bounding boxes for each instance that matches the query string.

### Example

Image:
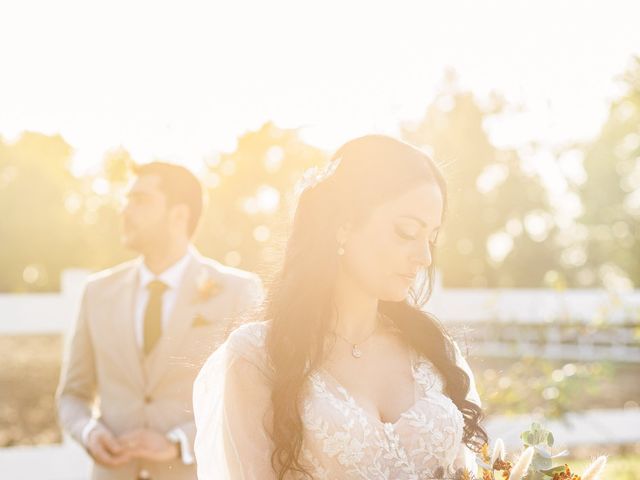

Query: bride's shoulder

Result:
[449,339,473,377]
[450,338,482,407]
[223,321,272,371]
[226,321,270,350]
[450,339,470,367]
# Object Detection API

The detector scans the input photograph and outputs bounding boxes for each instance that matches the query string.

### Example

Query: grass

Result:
[0,335,63,446]
[567,454,640,480]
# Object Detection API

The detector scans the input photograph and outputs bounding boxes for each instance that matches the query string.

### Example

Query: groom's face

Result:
[121,174,171,251]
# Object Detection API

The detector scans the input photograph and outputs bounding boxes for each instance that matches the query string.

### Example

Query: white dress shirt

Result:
[82,247,196,465]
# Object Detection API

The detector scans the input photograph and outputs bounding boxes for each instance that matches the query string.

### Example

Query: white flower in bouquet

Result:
[508,446,534,480]
[581,456,607,480]
[490,438,505,466]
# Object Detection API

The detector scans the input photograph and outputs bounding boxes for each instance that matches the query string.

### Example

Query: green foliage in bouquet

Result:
[518,423,569,479]
[444,423,607,480]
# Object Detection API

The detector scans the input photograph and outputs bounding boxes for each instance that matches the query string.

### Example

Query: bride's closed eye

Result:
[394,225,419,240]
[394,225,440,246]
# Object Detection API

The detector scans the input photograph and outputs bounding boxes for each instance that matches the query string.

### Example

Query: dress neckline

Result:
[315,349,423,428]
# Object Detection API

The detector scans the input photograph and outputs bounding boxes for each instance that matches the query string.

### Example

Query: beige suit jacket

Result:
[56,249,262,480]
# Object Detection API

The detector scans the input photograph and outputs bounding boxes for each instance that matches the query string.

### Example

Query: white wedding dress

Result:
[193,322,481,479]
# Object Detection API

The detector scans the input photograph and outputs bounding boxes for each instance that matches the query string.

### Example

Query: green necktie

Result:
[143,280,168,355]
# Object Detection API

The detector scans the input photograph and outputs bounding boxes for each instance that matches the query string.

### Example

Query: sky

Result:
[0,0,638,176]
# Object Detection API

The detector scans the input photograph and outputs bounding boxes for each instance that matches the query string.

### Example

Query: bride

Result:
[193,135,488,479]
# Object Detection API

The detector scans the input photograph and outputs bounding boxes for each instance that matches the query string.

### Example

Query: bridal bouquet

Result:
[456,423,607,480]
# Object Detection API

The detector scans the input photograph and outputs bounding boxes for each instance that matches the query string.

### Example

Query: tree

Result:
[0,132,82,291]
[577,56,640,289]
[194,122,327,275]
[403,76,559,287]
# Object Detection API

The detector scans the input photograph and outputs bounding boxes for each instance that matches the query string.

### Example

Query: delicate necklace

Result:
[332,314,381,359]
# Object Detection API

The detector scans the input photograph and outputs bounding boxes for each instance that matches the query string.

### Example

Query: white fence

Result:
[3,269,639,362]
[0,269,88,335]
[2,269,640,334]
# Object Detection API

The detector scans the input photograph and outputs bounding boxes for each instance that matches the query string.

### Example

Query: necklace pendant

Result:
[351,344,362,358]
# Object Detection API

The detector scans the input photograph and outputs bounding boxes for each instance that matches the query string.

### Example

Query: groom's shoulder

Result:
[194,253,261,287]
[195,252,256,280]
[85,258,139,288]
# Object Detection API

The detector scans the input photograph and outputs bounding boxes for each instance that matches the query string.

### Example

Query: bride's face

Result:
[338,181,443,302]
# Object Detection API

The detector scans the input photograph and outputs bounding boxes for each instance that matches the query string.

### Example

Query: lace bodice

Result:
[193,322,481,480]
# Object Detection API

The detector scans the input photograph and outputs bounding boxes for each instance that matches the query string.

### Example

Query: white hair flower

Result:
[295,157,342,196]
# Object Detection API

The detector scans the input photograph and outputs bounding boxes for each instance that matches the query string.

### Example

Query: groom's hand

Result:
[87,427,130,467]
[119,428,180,462]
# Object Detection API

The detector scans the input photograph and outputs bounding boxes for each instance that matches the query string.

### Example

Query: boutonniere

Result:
[194,270,222,303]
[191,314,214,327]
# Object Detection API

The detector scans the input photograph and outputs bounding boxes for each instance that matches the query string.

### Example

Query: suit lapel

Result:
[111,259,145,390]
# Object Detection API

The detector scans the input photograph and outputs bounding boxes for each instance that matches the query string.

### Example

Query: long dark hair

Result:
[263,135,487,478]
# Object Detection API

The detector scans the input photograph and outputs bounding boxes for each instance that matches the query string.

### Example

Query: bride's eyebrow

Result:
[397,215,440,231]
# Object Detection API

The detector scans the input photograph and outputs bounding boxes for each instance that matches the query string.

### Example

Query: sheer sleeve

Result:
[193,322,276,480]
[451,340,482,476]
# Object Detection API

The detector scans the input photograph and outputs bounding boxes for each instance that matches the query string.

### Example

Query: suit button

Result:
[144,395,153,404]
[137,469,151,479]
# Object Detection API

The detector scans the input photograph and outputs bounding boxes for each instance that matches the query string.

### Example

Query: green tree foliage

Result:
[0,132,83,291]
[4,62,639,292]
[578,56,640,288]
[194,122,326,275]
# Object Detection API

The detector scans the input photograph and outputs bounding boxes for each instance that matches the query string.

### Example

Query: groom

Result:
[57,162,262,480]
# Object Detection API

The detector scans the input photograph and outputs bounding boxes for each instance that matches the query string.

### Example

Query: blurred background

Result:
[1,0,639,478]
